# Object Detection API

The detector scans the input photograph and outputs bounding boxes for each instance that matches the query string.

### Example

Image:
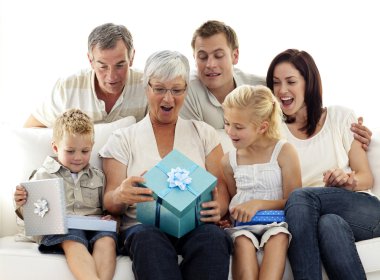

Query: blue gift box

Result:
[137,149,217,238]
[234,210,285,226]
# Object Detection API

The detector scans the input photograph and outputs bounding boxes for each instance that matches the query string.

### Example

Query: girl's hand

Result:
[230,201,259,223]
[14,185,27,207]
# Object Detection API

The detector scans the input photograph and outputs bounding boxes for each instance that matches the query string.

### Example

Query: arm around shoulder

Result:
[23,114,47,128]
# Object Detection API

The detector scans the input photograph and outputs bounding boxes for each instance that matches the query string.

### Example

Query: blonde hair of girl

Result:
[223,85,283,140]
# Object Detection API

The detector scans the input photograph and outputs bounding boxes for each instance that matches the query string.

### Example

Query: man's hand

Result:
[351,117,372,151]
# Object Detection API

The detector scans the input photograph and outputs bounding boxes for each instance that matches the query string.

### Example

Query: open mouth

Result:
[280,96,294,106]
[205,72,221,77]
[161,106,173,112]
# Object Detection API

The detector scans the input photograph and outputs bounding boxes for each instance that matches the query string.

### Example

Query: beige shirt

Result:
[29,156,105,216]
[180,68,266,129]
[99,115,220,229]
[33,68,148,127]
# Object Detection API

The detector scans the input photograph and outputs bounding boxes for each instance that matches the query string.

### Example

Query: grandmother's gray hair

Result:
[142,50,190,88]
[88,23,134,60]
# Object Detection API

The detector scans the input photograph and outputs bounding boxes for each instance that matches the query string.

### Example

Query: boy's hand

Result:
[14,185,27,207]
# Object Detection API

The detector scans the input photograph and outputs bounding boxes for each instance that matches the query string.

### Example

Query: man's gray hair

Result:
[88,23,134,60]
[143,50,190,87]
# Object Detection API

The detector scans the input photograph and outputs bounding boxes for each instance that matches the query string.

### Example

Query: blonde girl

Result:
[222,85,301,280]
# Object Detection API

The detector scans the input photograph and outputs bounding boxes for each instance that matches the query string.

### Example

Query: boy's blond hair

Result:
[223,85,283,140]
[52,109,94,144]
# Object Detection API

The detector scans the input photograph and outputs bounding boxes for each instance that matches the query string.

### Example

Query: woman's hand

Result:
[200,187,222,223]
[323,169,359,190]
[14,185,27,207]
[323,168,350,187]
[113,176,154,205]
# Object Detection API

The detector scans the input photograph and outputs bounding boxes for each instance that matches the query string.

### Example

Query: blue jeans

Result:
[39,228,117,254]
[285,187,380,280]
[119,223,233,280]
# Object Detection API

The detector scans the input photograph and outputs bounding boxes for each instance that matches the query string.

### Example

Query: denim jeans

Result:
[285,187,380,280]
[119,223,233,280]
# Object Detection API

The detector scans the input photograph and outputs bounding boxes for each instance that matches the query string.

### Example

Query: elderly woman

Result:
[99,50,232,280]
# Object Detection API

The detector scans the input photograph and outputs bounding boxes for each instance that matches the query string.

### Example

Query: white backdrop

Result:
[0,0,378,128]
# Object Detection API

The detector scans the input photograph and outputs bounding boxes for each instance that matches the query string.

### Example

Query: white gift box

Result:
[22,178,67,236]
[21,178,116,236]
[67,215,116,232]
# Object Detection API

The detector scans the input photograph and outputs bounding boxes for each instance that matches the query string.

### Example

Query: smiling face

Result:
[52,133,93,173]
[89,39,133,96]
[193,33,239,95]
[272,62,307,117]
[224,107,260,149]
[147,77,187,125]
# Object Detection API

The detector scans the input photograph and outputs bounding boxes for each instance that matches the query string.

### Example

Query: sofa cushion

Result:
[0,116,136,240]
[0,236,134,280]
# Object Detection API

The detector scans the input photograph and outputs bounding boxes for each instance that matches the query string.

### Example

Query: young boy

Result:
[14,109,117,280]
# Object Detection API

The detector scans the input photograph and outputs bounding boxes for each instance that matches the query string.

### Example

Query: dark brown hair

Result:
[266,49,323,136]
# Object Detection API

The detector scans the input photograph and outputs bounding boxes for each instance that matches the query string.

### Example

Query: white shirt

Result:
[281,106,355,187]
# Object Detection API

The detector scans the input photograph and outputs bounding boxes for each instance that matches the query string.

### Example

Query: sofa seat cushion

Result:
[356,237,380,275]
[0,236,133,280]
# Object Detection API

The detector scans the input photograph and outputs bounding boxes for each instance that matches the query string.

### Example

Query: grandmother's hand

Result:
[114,176,154,205]
[200,187,221,223]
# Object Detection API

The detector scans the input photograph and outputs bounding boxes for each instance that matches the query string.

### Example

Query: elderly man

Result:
[24,23,147,128]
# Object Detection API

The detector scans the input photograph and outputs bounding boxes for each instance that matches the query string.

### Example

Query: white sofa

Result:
[0,119,379,280]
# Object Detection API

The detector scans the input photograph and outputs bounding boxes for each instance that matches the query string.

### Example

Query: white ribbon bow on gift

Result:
[33,199,49,218]
[167,167,192,190]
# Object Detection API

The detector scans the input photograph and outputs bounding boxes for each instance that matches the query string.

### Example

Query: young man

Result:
[24,23,147,128]
[180,20,265,130]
